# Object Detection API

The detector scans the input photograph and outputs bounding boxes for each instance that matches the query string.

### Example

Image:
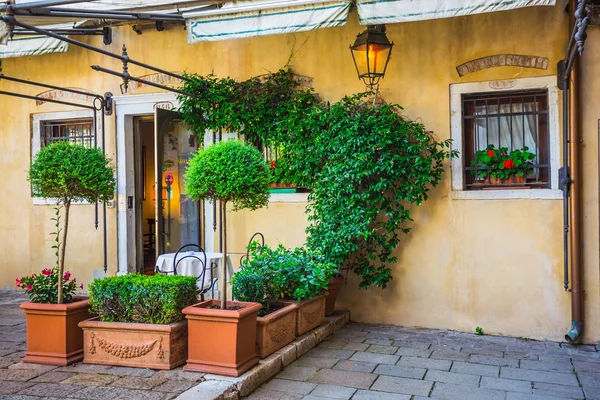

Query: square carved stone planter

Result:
[20,297,90,366]
[183,299,262,377]
[296,293,327,336]
[256,300,298,359]
[79,317,187,370]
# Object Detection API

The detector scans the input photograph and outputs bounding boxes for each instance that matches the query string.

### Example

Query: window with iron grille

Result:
[462,90,550,190]
[41,118,94,148]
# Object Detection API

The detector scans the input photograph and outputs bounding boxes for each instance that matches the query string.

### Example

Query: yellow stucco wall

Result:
[1,5,598,342]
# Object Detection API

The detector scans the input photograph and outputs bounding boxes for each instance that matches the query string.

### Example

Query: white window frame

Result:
[450,76,562,200]
[31,110,98,205]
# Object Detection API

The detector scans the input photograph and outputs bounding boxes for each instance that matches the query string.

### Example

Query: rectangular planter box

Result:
[183,299,262,377]
[20,297,90,366]
[79,317,187,370]
[256,300,298,359]
[295,293,327,336]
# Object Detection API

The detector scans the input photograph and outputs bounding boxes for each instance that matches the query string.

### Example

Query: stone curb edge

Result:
[176,310,351,400]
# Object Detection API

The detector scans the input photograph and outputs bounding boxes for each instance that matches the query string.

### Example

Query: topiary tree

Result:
[28,141,115,304]
[184,140,269,309]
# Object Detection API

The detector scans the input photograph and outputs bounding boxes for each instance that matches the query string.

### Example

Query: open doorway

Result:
[133,111,203,275]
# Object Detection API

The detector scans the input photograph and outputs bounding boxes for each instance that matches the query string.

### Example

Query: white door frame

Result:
[113,93,215,276]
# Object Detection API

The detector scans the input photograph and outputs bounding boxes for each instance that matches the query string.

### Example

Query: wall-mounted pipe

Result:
[566,0,585,344]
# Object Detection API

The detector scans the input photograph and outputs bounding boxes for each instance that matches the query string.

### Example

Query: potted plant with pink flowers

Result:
[17,141,115,366]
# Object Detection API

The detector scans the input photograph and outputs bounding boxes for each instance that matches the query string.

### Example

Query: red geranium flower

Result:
[487,150,495,157]
[504,159,515,169]
[80,284,84,290]
[42,269,52,277]
[270,161,276,169]
[15,278,21,287]
[26,284,33,291]
[64,271,71,281]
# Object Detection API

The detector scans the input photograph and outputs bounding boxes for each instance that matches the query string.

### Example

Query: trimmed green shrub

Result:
[234,243,335,302]
[231,270,268,308]
[88,274,198,324]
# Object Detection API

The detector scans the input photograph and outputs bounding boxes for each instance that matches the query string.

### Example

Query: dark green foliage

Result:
[29,141,115,204]
[177,67,455,290]
[231,270,268,308]
[184,140,269,211]
[88,274,198,324]
[282,94,456,289]
[233,242,335,302]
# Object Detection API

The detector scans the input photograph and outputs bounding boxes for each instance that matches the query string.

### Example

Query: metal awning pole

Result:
[91,64,198,98]
[13,9,184,22]
[0,0,98,12]
[0,74,104,103]
[0,16,189,82]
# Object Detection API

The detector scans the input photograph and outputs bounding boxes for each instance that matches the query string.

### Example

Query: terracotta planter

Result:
[325,276,344,317]
[79,318,187,370]
[183,299,262,377]
[489,175,526,185]
[295,293,327,336]
[256,300,297,359]
[20,297,90,366]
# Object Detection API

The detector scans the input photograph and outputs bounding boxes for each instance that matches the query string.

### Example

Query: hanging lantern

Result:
[350,25,394,88]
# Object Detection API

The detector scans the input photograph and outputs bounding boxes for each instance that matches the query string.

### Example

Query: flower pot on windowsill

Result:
[482,175,529,190]
[256,300,298,359]
[294,293,327,336]
[20,297,90,366]
[183,299,262,377]
[79,317,188,370]
[269,182,297,194]
[325,275,344,317]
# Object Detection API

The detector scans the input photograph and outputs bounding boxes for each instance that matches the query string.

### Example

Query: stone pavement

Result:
[0,291,206,400]
[2,290,600,400]
[249,323,600,400]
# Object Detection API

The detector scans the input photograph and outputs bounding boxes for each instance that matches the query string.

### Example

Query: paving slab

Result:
[430,382,506,400]
[309,369,377,389]
[309,384,357,399]
[370,375,432,396]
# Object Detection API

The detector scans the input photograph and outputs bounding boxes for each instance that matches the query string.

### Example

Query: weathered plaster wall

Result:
[1,4,597,342]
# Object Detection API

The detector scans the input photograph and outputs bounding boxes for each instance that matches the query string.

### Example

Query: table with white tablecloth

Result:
[155,251,234,298]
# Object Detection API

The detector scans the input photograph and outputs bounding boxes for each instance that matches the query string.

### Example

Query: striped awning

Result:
[185,0,352,43]
[184,0,557,43]
[356,0,557,25]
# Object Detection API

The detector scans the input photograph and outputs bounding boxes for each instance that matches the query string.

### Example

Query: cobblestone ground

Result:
[250,323,600,400]
[0,291,206,400]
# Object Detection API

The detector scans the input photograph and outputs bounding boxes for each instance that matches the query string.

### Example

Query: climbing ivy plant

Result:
[177,69,456,290]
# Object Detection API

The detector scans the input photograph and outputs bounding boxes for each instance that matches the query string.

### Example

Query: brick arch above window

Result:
[456,55,549,77]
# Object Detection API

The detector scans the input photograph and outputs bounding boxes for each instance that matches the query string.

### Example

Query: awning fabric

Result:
[185,0,352,43]
[356,0,556,25]
[0,36,68,58]
[0,22,72,59]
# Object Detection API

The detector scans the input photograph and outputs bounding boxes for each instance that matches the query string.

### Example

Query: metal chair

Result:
[240,232,265,265]
[154,244,219,301]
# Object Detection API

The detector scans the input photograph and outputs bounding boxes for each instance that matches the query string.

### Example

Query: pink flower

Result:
[63,271,71,281]
[30,274,36,278]
[80,284,84,290]
[15,278,21,287]
[42,269,52,277]
[26,284,33,291]
[72,278,76,285]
